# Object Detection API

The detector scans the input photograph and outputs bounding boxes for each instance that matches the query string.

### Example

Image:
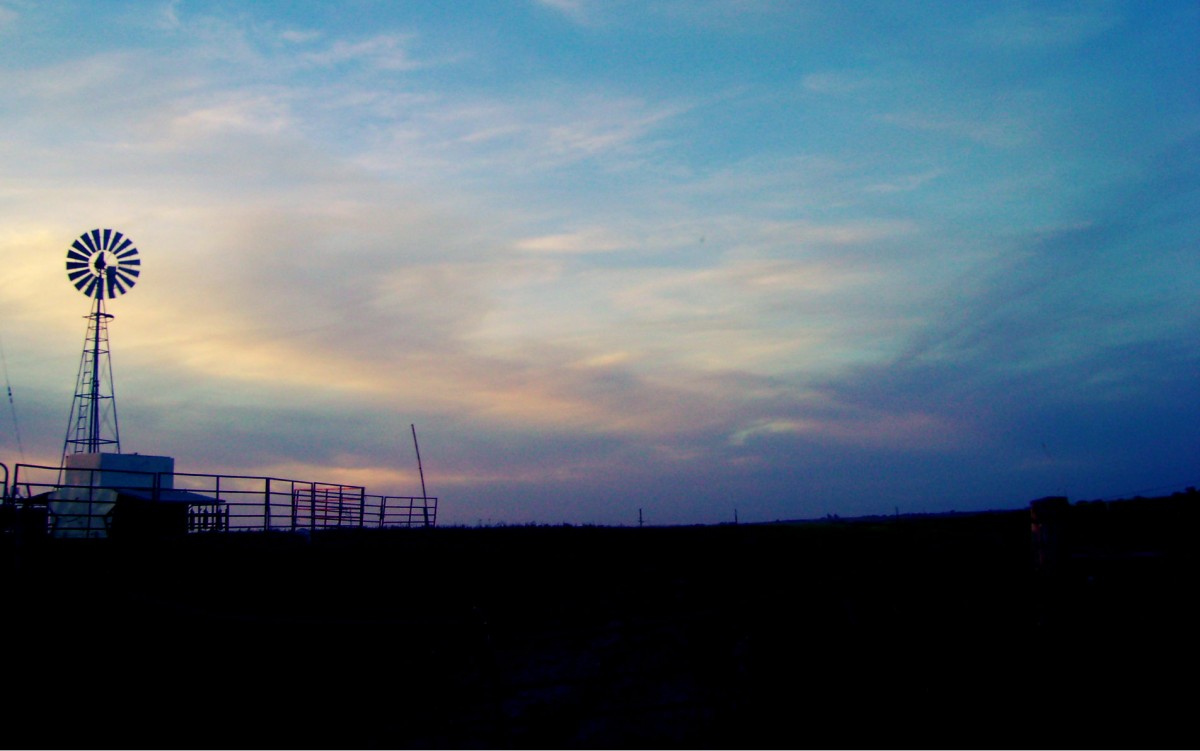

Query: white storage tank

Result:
[50,453,176,538]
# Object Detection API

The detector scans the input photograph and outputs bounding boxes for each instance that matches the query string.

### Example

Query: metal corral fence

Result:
[1,461,437,537]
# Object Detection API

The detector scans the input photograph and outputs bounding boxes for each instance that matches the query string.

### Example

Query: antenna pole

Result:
[411,424,429,527]
[411,424,427,499]
[0,333,26,462]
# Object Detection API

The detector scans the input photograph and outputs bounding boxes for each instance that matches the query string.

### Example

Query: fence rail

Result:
[1,462,437,537]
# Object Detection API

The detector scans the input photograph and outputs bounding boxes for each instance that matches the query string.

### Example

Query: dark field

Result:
[4,494,1197,749]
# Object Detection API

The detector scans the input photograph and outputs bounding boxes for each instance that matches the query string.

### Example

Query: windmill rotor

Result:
[66,228,140,300]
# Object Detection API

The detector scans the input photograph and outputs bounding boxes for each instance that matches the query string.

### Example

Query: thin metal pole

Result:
[89,295,101,452]
[103,307,120,454]
[411,424,428,499]
[411,424,429,527]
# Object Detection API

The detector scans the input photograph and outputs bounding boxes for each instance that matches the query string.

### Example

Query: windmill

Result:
[61,228,140,463]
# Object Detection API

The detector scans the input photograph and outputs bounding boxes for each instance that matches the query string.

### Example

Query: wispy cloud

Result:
[879,106,1038,148]
[279,28,322,44]
[300,33,425,71]
[533,0,595,25]
[728,409,959,450]
[864,170,944,194]
[348,92,695,181]
[156,0,182,30]
[0,3,19,29]
[515,229,633,254]
[802,71,876,95]
[971,6,1121,49]
[167,92,296,137]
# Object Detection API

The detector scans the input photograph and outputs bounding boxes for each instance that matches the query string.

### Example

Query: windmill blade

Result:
[71,240,92,259]
[101,229,114,250]
[106,267,124,298]
[89,229,104,252]
[113,236,133,254]
[112,267,132,295]
[114,269,138,288]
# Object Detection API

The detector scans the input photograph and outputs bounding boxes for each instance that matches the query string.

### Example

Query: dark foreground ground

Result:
[3,493,1198,749]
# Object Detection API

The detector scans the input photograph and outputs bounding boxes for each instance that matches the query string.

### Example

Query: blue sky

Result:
[0,0,1196,525]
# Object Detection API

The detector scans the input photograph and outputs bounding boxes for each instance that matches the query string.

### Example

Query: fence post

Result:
[263,478,272,532]
[290,481,298,532]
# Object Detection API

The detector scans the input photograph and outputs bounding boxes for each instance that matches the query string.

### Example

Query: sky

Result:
[0,0,1196,526]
